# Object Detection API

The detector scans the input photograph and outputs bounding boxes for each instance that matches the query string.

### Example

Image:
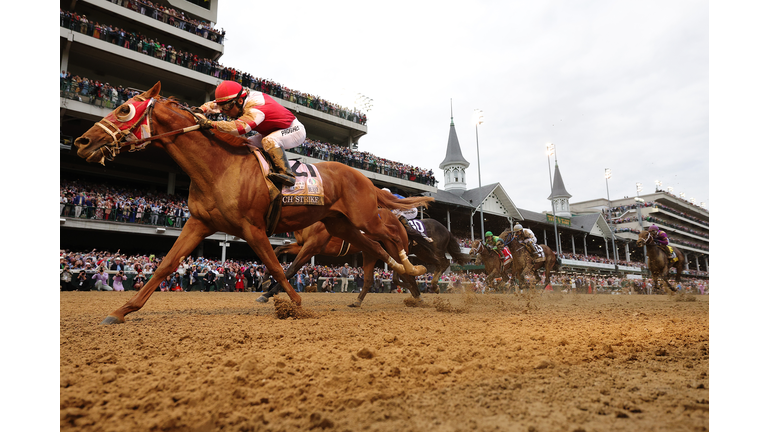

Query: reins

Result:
[96,98,202,160]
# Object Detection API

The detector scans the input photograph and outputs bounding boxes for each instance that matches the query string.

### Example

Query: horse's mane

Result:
[162,98,250,149]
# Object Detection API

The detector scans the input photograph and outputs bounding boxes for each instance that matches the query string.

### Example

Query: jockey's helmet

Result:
[382,188,391,193]
[485,231,493,238]
[649,225,659,233]
[214,80,247,105]
[513,223,523,232]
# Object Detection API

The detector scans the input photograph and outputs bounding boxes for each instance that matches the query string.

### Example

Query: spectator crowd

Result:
[60,9,367,125]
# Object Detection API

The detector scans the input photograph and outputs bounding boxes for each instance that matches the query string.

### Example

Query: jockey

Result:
[648,225,677,262]
[382,188,432,243]
[195,80,306,186]
[484,231,513,266]
[512,223,544,260]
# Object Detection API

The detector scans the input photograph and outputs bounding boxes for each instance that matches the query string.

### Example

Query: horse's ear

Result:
[142,81,162,99]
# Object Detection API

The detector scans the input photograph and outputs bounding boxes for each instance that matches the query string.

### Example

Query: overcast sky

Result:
[214,0,709,213]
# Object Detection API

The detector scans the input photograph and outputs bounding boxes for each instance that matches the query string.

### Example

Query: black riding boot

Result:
[265,145,296,187]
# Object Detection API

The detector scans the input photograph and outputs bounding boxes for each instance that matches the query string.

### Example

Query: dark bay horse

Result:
[469,240,511,289]
[499,229,560,289]
[74,82,433,324]
[636,230,686,293]
[271,216,470,307]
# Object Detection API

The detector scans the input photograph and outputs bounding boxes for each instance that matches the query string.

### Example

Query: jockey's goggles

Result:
[219,99,237,111]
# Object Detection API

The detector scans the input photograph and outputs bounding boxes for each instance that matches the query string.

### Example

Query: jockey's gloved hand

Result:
[194,114,214,130]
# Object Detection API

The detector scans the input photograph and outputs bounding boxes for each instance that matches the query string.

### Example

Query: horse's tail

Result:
[447,233,471,265]
[553,255,562,272]
[376,189,434,211]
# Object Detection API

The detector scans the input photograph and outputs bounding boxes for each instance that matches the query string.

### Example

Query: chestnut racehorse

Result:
[499,229,560,289]
[74,82,433,324]
[271,216,470,306]
[636,230,686,293]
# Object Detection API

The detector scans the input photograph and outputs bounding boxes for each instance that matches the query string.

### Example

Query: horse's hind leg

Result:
[101,218,214,324]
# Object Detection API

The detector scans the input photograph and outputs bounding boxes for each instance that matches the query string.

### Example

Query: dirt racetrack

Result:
[60,291,709,432]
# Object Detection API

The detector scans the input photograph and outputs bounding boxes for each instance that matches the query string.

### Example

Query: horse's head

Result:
[499,229,512,244]
[469,240,485,264]
[636,230,651,247]
[74,81,162,165]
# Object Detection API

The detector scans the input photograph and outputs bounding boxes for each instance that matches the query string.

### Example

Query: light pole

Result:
[605,169,618,271]
[546,143,561,255]
[635,182,647,267]
[473,109,484,238]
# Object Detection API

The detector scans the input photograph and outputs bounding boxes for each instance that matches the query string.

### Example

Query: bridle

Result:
[637,230,651,247]
[92,96,201,162]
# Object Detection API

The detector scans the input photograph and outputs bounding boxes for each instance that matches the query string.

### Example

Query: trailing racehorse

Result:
[271,216,470,307]
[74,82,433,324]
[469,240,511,290]
[499,229,560,289]
[636,230,686,293]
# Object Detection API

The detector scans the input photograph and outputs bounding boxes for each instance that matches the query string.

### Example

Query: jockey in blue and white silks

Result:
[382,188,432,243]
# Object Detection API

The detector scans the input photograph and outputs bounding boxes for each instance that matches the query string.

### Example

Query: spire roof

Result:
[547,162,572,200]
[439,104,470,169]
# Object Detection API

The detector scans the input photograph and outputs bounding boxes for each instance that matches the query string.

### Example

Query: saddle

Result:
[250,149,325,236]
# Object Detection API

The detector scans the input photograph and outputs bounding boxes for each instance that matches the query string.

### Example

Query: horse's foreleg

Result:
[242,226,302,305]
[257,235,328,303]
[349,253,376,308]
[101,218,213,324]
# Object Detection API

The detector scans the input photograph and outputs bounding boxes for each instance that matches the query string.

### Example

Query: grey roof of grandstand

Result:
[423,183,524,221]
[423,187,611,240]
[438,117,470,169]
[547,163,572,200]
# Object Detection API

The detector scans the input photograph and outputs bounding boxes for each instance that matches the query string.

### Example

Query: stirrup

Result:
[268,172,295,186]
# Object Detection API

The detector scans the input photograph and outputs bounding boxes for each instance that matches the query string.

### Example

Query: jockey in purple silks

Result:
[648,225,677,262]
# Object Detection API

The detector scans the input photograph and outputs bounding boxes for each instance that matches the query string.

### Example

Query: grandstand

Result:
[59,1,707,280]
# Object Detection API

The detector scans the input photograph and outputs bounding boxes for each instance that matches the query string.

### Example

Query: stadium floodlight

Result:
[636,182,643,194]
[605,168,612,179]
[546,142,555,157]
[655,180,662,190]
[700,202,706,208]
[680,192,685,199]
[474,109,484,236]
[667,186,674,194]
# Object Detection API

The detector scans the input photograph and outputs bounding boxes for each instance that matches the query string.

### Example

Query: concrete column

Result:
[605,239,610,259]
[446,209,451,231]
[571,235,576,254]
[61,40,72,73]
[695,255,700,271]
[167,172,176,195]
[583,235,588,256]
[625,243,631,262]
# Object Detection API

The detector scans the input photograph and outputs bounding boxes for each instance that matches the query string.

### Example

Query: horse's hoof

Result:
[347,301,362,308]
[100,315,124,325]
[411,265,427,276]
[255,295,270,303]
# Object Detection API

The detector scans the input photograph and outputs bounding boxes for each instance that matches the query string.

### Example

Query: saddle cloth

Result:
[251,149,325,211]
[281,160,325,206]
[407,219,427,234]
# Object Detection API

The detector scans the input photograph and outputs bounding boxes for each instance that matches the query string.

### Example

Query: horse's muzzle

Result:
[74,136,108,164]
